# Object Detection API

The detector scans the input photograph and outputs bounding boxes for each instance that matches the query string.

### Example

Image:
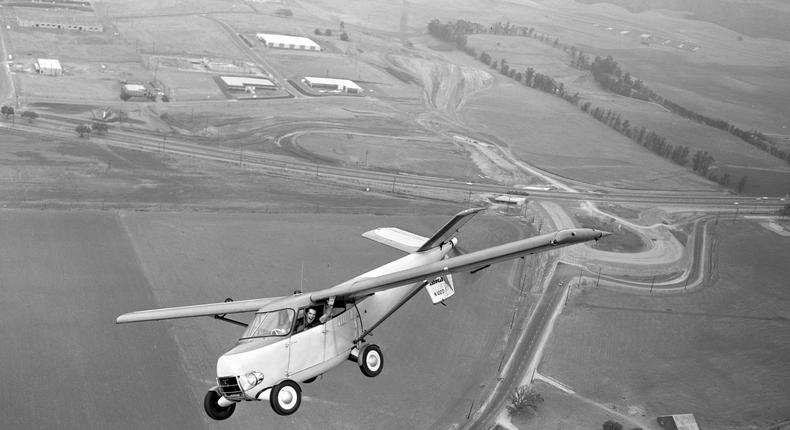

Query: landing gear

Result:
[204,389,236,420]
[358,344,383,377]
[270,380,302,416]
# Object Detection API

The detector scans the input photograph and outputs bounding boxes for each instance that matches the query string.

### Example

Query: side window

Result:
[329,301,352,319]
[294,308,305,331]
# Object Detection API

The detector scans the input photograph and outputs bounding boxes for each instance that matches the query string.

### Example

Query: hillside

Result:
[574,0,790,40]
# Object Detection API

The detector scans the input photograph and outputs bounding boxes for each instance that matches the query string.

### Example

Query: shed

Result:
[35,58,62,76]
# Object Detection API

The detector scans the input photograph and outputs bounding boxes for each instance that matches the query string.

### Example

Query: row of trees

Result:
[314,28,349,41]
[426,18,756,192]
[75,122,109,138]
[572,52,790,165]
[2,105,39,123]
[431,17,789,170]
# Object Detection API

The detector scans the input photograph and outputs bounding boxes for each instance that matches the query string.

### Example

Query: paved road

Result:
[465,267,571,429]
[4,120,786,214]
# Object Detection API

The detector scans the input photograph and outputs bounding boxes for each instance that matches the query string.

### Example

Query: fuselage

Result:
[214,239,456,401]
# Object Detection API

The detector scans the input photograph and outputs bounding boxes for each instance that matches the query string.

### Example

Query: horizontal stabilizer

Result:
[416,207,484,252]
[362,227,427,253]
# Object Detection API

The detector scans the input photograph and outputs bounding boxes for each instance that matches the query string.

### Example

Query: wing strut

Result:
[353,281,427,343]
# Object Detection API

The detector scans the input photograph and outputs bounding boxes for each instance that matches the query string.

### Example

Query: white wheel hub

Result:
[278,386,298,410]
[366,351,381,371]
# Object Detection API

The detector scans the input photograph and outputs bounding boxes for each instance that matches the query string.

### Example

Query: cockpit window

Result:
[240,309,294,339]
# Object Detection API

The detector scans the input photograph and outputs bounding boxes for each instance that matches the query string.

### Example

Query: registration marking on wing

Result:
[425,275,455,304]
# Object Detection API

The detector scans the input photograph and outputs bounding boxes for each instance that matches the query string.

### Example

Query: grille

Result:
[217,376,243,397]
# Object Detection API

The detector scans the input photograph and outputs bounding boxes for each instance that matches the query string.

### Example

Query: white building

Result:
[302,77,361,94]
[256,33,320,51]
[34,58,63,76]
[220,76,276,91]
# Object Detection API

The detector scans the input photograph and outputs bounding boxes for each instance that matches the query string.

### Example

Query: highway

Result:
[5,117,786,214]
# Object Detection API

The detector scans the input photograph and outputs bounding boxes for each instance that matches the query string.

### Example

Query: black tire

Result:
[270,380,301,416]
[204,390,236,420]
[359,344,383,377]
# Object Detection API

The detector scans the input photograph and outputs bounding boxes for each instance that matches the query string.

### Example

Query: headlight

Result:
[239,371,264,391]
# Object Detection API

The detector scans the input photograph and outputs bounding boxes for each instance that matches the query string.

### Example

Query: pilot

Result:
[298,308,321,332]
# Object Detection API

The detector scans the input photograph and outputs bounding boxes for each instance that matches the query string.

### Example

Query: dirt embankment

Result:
[386,53,493,122]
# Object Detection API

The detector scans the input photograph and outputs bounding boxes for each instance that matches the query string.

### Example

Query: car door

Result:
[287,310,326,375]
[324,304,360,360]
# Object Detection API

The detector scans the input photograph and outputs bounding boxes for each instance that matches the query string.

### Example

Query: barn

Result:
[220,76,276,92]
[255,33,321,51]
[302,77,361,94]
[34,59,63,76]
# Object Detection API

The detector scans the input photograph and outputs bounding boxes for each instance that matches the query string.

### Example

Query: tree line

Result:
[426,19,753,191]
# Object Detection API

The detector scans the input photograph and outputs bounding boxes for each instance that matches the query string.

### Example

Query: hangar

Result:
[34,58,63,76]
[302,77,361,94]
[220,76,276,92]
[256,33,321,51]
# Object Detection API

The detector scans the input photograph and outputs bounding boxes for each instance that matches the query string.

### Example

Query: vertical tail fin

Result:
[416,207,484,252]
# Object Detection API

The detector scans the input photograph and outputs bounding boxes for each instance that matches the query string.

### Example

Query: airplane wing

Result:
[116,297,280,324]
[311,228,608,302]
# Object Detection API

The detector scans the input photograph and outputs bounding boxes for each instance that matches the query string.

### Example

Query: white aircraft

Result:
[117,208,609,419]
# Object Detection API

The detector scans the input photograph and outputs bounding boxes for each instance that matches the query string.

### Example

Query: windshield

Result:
[240,309,294,339]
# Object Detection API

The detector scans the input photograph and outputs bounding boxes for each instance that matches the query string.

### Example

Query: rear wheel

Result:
[204,390,235,420]
[270,380,301,416]
[359,344,383,377]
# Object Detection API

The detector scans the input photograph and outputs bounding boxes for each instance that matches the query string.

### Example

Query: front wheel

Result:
[204,390,236,420]
[270,380,301,416]
[359,344,383,377]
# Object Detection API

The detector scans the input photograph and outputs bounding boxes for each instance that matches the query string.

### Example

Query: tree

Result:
[506,385,543,417]
[737,176,748,193]
[21,111,38,123]
[91,122,108,135]
[75,124,92,138]
[340,32,349,41]
[1,105,14,118]
[602,420,623,430]
[314,28,322,35]
[324,29,333,36]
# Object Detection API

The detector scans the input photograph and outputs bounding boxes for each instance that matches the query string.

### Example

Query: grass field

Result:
[461,82,716,191]
[540,221,790,429]
[294,132,472,177]
[113,15,247,58]
[0,207,529,429]
[116,211,527,429]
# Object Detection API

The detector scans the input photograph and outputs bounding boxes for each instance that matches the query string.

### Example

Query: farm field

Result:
[293,132,471,177]
[461,83,717,191]
[461,22,790,195]
[0,209,532,429]
[540,221,790,429]
[112,15,248,59]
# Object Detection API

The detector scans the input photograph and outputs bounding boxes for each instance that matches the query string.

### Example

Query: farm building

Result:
[220,76,276,92]
[256,33,320,51]
[34,59,63,76]
[302,77,361,94]
[657,414,700,430]
[121,82,149,98]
